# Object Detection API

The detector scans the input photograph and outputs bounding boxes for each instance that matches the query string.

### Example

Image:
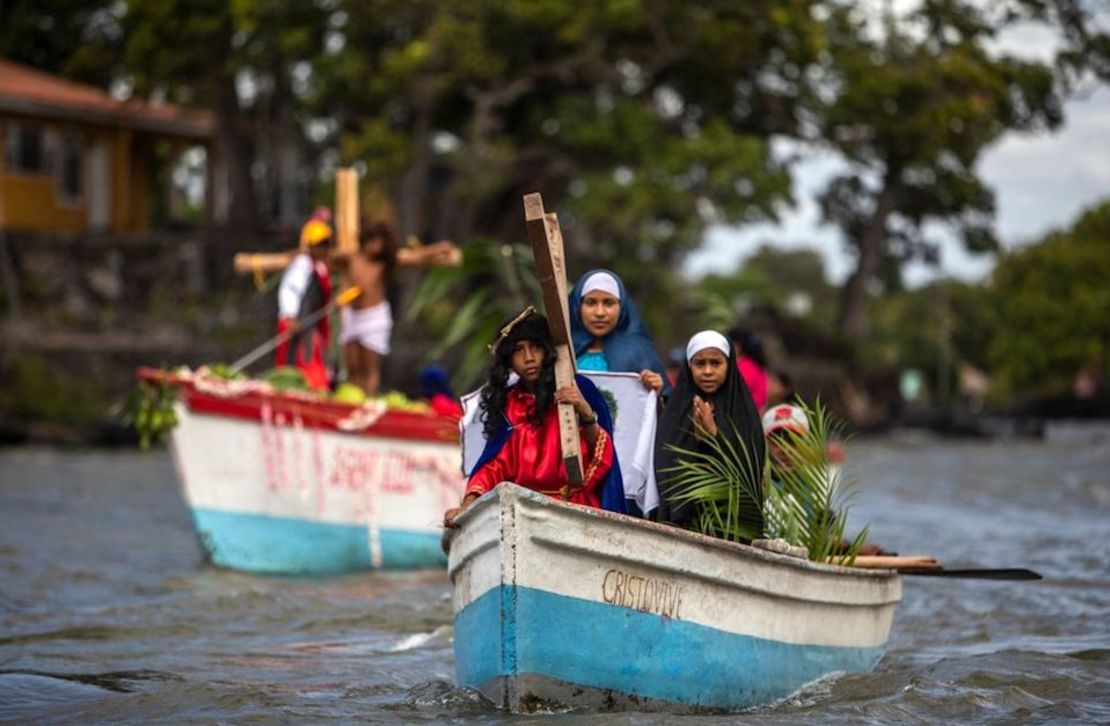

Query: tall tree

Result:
[321,0,832,327]
[989,200,1110,397]
[817,1,1079,342]
[0,0,119,83]
[120,0,330,233]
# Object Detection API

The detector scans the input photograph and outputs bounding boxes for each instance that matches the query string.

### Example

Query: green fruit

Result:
[332,382,367,405]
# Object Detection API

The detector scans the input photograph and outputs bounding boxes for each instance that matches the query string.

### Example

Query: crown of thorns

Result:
[487,305,537,354]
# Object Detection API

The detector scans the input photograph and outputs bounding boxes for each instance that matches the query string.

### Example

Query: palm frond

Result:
[660,398,870,563]
[660,424,764,543]
[764,399,868,562]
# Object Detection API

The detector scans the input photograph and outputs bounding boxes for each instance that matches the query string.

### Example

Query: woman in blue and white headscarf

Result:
[569,269,671,397]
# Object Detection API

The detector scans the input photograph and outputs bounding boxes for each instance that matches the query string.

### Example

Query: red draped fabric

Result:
[465,387,613,507]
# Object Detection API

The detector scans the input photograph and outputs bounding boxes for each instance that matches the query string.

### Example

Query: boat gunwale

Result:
[450,483,900,584]
[138,366,460,444]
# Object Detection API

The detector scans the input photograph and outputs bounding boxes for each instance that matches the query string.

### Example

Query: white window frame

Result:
[54,130,84,207]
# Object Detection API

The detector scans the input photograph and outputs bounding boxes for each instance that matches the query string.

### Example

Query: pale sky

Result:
[685,15,1110,286]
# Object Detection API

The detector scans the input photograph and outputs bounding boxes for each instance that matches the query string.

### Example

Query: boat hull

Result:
[448,485,901,712]
[159,374,465,574]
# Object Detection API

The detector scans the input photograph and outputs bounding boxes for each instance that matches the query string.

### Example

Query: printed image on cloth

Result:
[340,302,393,355]
[460,371,659,514]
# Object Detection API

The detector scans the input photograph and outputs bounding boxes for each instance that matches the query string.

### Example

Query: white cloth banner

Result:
[459,371,659,514]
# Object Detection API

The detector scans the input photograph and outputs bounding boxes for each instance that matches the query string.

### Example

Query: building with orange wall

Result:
[0,58,220,234]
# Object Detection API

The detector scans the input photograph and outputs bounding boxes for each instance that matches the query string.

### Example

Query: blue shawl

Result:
[569,268,672,396]
[469,374,627,514]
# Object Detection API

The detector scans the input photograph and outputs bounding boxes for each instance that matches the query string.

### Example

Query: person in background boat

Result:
[664,346,685,389]
[654,331,765,537]
[569,269,670,397]
[331,221,461,396]
[762,403,809,474]
[274,207,335,391]
[442,308,625,529]
[419,364,464,420]
[766,368,796,409]
[728,327,768,412]
[762,404,885,556]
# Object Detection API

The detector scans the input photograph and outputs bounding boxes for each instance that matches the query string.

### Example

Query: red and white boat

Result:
[138,368,465,574]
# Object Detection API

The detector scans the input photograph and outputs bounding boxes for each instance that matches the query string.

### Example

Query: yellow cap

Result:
[300,219,333,247]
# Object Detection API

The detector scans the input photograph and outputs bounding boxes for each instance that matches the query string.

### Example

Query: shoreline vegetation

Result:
[2,202,1107,447]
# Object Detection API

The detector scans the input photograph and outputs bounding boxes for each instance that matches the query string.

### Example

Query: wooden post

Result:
[523,192,583,485]
[335,167,359,254]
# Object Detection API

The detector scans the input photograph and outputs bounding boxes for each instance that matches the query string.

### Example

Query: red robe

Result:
[465,387,614,507]
[274,256,333,391]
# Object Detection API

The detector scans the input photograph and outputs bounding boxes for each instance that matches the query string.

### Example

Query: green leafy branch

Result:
[122,381,179,450]
[661,399,868,564]
[661,424,765,544]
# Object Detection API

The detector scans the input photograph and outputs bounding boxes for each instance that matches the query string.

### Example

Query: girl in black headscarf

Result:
[654,330,765,540]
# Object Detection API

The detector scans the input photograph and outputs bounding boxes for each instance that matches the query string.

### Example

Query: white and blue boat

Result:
[448,483,902,713]
[145,368,466,574]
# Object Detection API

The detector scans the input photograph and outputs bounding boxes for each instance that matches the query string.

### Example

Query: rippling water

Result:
[1,425,1108,724]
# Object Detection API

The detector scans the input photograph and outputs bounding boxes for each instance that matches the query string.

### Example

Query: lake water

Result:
[1,425,1108,724]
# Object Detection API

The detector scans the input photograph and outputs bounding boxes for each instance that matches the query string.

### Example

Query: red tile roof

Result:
[0,58,213,140]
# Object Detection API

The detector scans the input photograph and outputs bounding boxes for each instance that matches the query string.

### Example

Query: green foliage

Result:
[0,355,107,426]
[662,399,867,564]
[701,245,838,331]
[660,424,766,545]
[988,201,1110,397]
[816,1,1101,338]
[122,381,178,449]
[405,237,541,391]
[326,0,816,342]
[600,388,619,426]
[867,279,996,402]
[205,363,248,381]
[257,366,310,392]
[0,1,121,83]
[763,400,866,565]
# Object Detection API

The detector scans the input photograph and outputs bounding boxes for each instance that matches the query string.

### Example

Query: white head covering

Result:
[580,272,621,300]
[685,330,731,363]
[762,404,810,436]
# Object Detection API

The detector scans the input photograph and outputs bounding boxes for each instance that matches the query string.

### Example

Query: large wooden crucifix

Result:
[523,193,583,485]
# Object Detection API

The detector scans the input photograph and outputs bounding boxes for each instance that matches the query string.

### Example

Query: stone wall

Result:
[0,228,285,437]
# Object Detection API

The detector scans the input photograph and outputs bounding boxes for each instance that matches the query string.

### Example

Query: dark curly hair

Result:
[479,311,557,439]
[360,220,399,277]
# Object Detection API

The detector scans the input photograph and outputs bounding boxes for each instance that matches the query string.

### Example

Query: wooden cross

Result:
[523,193,583,484]
[334,167,360,254]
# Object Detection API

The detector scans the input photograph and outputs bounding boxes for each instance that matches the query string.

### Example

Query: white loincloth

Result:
[340,302,393,354]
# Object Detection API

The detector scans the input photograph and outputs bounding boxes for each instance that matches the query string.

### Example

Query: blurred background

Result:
[0,0,1107,442]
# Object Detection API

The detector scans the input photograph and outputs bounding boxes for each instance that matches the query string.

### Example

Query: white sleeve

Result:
[277,255,313,319]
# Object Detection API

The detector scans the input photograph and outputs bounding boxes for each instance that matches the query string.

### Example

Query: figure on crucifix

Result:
[330,220,462,396]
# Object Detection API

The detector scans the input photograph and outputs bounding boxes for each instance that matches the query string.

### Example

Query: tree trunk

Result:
[209,17,261,235]
[837,178,898,342]
[399,96,435,238]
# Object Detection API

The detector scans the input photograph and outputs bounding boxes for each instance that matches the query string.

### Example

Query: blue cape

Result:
[469,374,627,514]
[569,268,672,396]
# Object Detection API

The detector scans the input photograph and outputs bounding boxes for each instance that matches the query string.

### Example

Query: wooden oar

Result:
[829,555,1042,580]
[228,286,361,375]
[900,568,1042,581]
